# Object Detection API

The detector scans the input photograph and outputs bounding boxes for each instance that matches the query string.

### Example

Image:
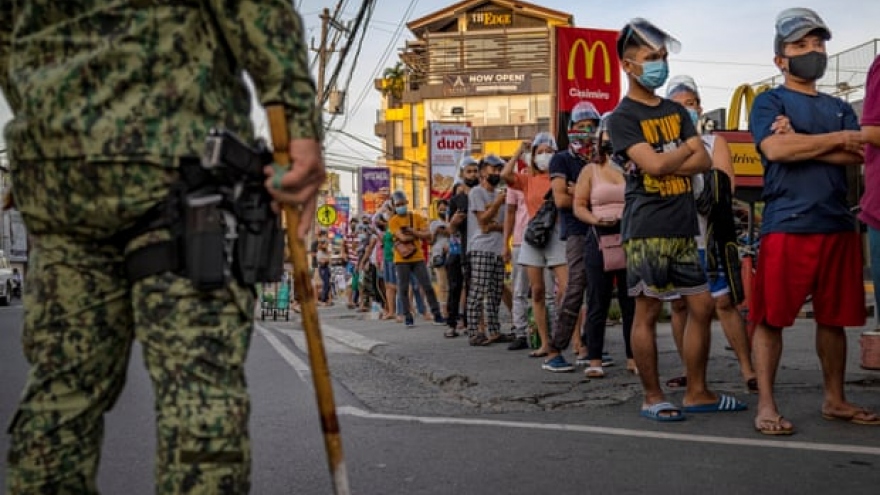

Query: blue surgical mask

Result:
[687,108,700,127]
[635,60,669,90]
[395,206,407,216]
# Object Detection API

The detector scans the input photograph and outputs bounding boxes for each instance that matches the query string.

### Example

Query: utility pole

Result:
[315,8,330,110]
[311,2,348,109]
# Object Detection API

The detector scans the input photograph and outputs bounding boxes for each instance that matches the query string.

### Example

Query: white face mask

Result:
[534,152,553,171]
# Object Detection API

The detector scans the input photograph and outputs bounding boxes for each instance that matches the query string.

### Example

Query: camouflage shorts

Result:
[623,237,708,299]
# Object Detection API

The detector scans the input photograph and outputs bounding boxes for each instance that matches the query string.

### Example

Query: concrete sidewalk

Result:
[261,301,880,415]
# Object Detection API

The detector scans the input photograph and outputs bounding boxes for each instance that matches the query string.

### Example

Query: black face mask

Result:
[486,175,501,187]
[464,178,479,188]
[787,51,827,81]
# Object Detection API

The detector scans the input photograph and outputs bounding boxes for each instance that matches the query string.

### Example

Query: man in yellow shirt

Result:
[388,191,445,327]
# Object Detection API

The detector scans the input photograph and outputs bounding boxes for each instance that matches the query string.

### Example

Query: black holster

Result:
[121,136,284,290]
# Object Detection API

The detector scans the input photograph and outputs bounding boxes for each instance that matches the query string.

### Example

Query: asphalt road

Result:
[1,303,879,494]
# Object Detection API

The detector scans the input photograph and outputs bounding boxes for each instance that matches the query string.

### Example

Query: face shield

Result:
[620,18,681,56]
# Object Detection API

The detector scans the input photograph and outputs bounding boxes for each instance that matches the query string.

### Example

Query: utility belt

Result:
[118,129,284,291]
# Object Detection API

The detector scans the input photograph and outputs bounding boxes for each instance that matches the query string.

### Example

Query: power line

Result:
[325,0,376,131]
[344,0,419,122]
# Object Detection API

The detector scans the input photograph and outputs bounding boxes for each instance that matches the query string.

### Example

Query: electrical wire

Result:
[324,0,376,130]
[321,0,373,106]
[343,0,419,124]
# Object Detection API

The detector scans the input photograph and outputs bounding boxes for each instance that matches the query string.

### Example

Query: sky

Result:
[2,0,879,201]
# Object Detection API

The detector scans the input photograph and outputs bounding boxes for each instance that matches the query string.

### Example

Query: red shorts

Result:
[751,232,866,328]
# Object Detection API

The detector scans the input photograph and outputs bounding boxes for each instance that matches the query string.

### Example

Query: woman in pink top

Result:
[501,131,568,358]
[573,116,636,377]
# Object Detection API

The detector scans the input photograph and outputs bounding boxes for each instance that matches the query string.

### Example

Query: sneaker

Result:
[542,355,575,373]
[405,314,415,327]
[507,336,529,351]
[602,353,615,367]
[575,355,591,366]
[433,313,446,326]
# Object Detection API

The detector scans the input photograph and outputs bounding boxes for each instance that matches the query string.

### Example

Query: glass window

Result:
[509,95,530,124]
[485,95,509,126]
[534,94,550,120]
[466,98,487,126]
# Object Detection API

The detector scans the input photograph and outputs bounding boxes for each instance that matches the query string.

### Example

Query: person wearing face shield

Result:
[608,18,744,422]
[663,75,757,394]
[501,132,568,362]
[749,8,875,434]
[543,101,606,370]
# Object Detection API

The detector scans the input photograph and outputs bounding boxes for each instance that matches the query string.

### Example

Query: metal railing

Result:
[754,39,878,102]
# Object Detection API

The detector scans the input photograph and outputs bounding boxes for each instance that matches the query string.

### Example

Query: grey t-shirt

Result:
[467,185,505,254]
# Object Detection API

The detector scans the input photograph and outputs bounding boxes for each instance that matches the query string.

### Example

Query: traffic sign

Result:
[316,204,337,227]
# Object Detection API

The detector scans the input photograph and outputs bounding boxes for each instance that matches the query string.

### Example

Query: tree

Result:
[380,62,406,101]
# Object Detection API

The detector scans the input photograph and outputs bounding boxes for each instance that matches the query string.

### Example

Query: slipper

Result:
[585,366,605,378]
[444,329,459,338]
[528,351,549,358]
[754,415,794,436]
[822,408,880,425]
[469,334,490,347]
[665,376,687,388]
[640,402,686,422]
[683,394,748,413]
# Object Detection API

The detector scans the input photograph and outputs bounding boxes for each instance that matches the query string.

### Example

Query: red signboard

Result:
[556,27,621,116]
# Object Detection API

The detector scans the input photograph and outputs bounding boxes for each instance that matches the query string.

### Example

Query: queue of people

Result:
[334,7,879,434]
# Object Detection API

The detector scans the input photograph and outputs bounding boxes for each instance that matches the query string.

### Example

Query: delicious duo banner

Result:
[428,122,472,200]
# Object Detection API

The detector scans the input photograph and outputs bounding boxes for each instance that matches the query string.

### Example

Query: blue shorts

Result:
[698,248,730,298]
[383,261,397,284]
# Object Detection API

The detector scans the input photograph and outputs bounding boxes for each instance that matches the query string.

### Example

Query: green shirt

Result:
[382,230,394,262]
[0,0,321,164]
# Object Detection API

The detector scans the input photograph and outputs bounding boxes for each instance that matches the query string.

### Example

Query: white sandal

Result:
[585,366,605,378]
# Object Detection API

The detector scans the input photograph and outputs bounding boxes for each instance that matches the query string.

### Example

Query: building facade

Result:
[374,0,572,210]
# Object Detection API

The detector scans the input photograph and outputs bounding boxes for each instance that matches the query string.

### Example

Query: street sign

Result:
[316,204,337,227]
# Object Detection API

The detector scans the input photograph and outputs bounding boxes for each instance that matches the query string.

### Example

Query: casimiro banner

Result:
[556,27,621,116]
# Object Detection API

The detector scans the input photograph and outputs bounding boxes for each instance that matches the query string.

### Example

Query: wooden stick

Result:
[266,106,350,495]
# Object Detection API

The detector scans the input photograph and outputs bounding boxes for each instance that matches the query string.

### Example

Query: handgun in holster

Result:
[121,129,284,291]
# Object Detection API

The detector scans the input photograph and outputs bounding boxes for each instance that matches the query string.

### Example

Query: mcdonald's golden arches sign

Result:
[556,27,621,115]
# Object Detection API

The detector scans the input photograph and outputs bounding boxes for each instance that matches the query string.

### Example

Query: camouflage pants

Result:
[5,160,255,494]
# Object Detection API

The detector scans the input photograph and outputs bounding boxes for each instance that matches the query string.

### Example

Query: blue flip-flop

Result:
[683,394,748,413]
[640,402,686,422]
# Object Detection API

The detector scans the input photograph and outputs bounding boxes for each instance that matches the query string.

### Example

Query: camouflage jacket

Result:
[0,0,322,164]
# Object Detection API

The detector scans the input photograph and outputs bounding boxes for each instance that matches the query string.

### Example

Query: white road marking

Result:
[274,326,360,355]
[256,323,311,383]
[336,407,880,456]
[259,321,880,457]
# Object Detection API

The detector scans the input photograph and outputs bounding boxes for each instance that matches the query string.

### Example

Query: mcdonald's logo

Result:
[566,39,611,84]
[727,83,771,131]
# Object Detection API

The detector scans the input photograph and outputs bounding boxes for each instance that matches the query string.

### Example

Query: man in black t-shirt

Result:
[608,18,745,422]
[444,156,480,334]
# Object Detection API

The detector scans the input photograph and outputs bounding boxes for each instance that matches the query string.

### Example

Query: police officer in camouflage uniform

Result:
[0,1,325,493]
